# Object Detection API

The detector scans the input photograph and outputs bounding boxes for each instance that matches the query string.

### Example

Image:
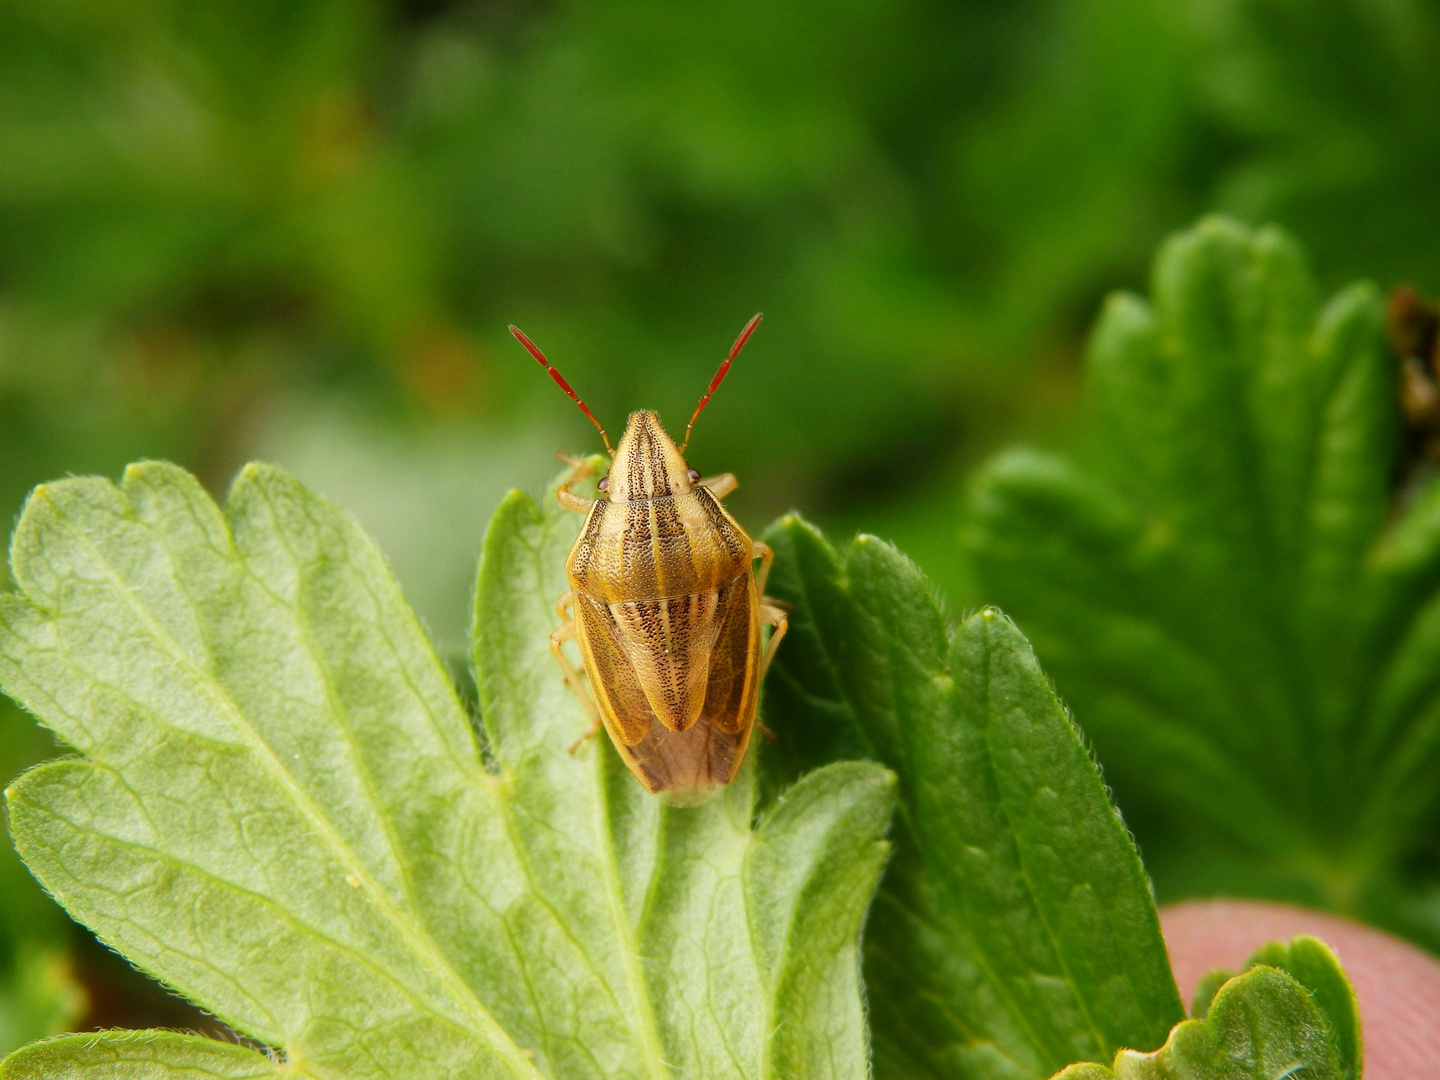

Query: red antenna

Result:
[680,312,761,453]
[509,325,614,456]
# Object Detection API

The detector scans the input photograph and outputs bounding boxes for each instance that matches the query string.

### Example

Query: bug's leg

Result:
[700,472,739,499]
[555,588,574,624]
[754,598,789,742]
[758,600,789,680]
[550,590,604,752]
[752,539,775,596]
[555,452,598,514]
[754,541,792,676]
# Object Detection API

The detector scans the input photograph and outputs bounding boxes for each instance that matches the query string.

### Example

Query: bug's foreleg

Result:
[556,453,597,514]
[550,591,604,752]
[700,472,739,499]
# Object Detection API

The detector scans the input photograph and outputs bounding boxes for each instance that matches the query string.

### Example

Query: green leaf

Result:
[762,515,1185,1080]
[967,216,1430,903]
[0,1031,281,1079]
[0,461,894,1078]
[1187,970,1232,1021]
[1242,936,1359,1080]
[1049,965,1344,1080]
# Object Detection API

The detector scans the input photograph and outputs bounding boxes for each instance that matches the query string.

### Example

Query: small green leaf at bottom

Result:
[1243,936,1360,1080]
[1048,938,1359,1080]
[0,1030,280,1079]
[1050,957,1350,1080]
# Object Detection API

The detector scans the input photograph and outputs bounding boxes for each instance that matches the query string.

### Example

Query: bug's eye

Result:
[597,476,609,492]
[686,468,701,483]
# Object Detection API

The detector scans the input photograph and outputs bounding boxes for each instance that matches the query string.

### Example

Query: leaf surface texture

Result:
[0,461,893,1079]
[762,518,1184,1080]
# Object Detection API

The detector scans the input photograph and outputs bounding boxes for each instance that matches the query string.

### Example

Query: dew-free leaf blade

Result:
[1243,936,1359,1080]
[1,463,543,1078]
[1049,964,1345,1080]
[763,515,1184,1080]
[0,461,893,1079]
[0,1030,284,1079]
[967,217,1428,900]
[963,448,1302,855]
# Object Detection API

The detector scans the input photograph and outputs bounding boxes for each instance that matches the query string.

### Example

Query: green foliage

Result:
[967,216,1440,920]
[1186,969,1232,1022]
[1052,936,1357,1080]
[0,461,893,1078]
[0,943,81,1060]
[0,455,1368,1079]
[0,1031,282,1080]
[1049,966,1342,1080]
[1242,936,1360,1080]
[0,1,1420,1063]
[7,0,1440,551]
[0,701,81,1054]
[761,516,1185,1079]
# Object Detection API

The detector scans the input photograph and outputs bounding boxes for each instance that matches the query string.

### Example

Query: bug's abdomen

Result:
[610,591,722,732]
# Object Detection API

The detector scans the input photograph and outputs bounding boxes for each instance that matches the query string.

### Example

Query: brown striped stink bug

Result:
[509,315,787,804]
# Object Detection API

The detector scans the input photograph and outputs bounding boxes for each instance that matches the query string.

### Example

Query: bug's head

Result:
[605,411,695,501]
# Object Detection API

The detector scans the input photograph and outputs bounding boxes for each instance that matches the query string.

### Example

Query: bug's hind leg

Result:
[752,601,790,743]
[753,540,791,677]
[758,600,789,680]
[551,590,603,753]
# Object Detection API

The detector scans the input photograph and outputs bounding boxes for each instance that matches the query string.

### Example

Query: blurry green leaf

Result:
[1193,0,1440,292]
[1187,969,1232,1020]
[968,217,1435,908]
[0,461,893,1078]
[763,515,1184,1080]
[0,700,81,1054]
[0,946,83,1058]
[1049,964,1346,1080]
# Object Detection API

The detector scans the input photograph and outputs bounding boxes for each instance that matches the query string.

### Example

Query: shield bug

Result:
[510,314,787,804]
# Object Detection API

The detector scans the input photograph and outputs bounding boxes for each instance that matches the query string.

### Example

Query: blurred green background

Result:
[4,0,1440,1045]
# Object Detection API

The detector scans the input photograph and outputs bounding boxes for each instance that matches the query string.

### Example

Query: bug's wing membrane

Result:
[573,592,654,746]
[571,576,761,797]
[702,575,761,736]
[612,594,721,733]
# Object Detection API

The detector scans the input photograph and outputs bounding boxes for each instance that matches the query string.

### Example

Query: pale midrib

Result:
[751,853,782,1080]
[546,504,673,1080]
[257,492,440,925]
[595,774,670,1080]
[42,491,544,1080]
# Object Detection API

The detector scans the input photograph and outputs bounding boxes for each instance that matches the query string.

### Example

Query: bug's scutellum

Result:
[510,315,786,804]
